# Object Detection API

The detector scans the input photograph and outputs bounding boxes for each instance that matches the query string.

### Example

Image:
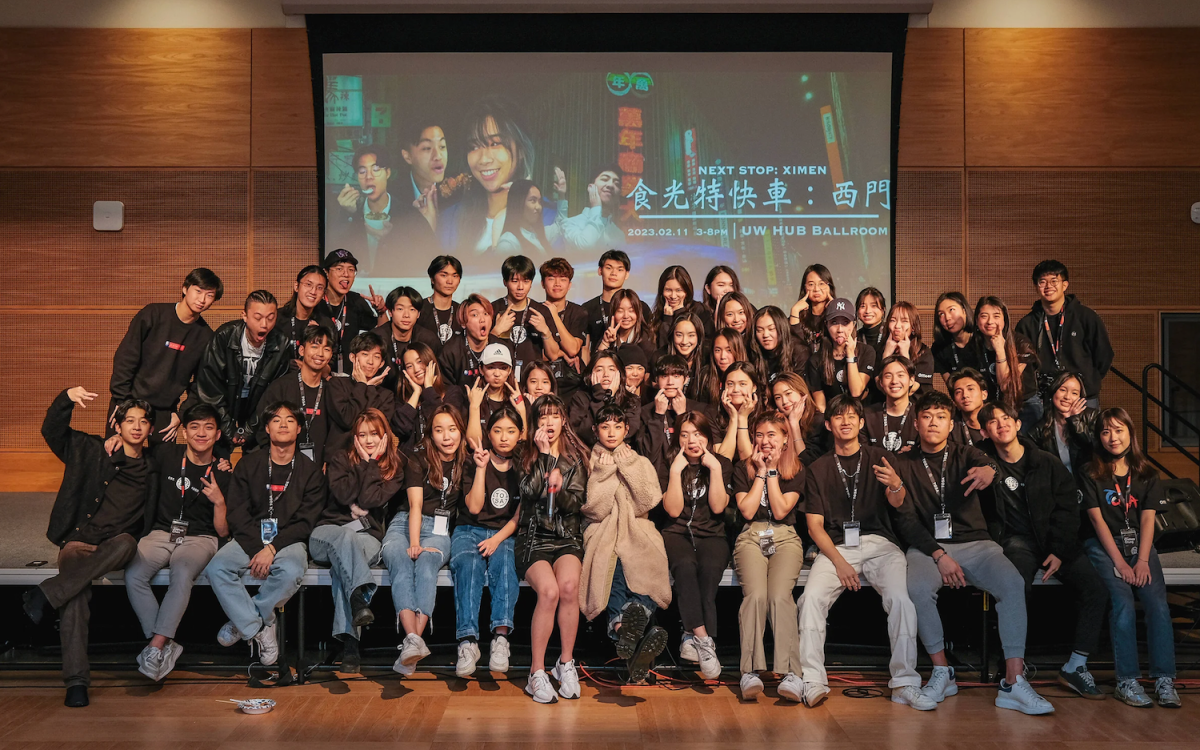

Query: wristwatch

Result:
[766,469,779,478]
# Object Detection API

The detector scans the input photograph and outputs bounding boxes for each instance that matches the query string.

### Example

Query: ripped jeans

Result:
[381,512,451,623]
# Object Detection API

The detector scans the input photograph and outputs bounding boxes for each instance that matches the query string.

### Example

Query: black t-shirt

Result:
[582,293,653,351]
[948,415,985,447]
[933,338,984,375]
[894,444,995,552]
[461,460,520,529]
[805,445,898,546]
[862,402,918,454]
[731,460,805,527]
[978,333,1039,401]
[278,309,336,363]
[71,454,149,544]
[317,291,379,376]
[662,454,733,538]
[994,451,1034,539]
[153,444,232,537]
[492,298,556,370]
[415,299,462,348]
[805,343,878,405]
[438,335,514,387]
[1079,468,1168,540]
[404,456,468,519]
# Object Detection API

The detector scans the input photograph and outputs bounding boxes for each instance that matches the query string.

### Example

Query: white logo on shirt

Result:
[1004,476,1019,491]
[760,486,769,507]
[490,488,510,509]
[442,476,450,491]
[835,369,845,383]
[510,325,527,345]
[175,476,191,491]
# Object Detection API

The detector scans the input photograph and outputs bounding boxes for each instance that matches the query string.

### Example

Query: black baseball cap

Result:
[322,248,358,270]
[825,297,855,324]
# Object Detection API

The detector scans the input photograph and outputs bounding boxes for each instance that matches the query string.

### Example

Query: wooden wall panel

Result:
[1097,310,1160,450]
[253,169,321,295]
[894,169,964,307]
[0,29,251,168]
[898,28,964,167]
[251,29,317,167]
[964,170,1200,307]
[0,171,250,308]
[965,29,1200,167]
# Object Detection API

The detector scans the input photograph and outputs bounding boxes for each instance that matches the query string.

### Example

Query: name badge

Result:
[432,508,453,536]
[843,521,861,548]
[343,518,366,532]
[299,442,315,462]
[169,518,189,545]
[934,513,953,540]
[260,517,279,545]
[1120,527,1139,558]
[515,360,523,384]
[758,526,776,557]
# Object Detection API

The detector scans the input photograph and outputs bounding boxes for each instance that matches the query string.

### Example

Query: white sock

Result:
[1064,651,1088,672]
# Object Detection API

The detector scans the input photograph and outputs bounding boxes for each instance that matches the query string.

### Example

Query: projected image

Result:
[322,52,893,303]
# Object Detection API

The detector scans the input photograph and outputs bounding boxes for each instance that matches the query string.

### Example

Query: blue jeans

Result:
[1083,538,1176,680]
[309,524,382,640]
[606,560,657,640]
[381,512,451,621]
[450,524,518,640]
[1017,394,1043,436]
[204,540,308,639]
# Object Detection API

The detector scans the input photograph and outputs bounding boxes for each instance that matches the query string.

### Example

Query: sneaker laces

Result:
[1156,677,1176,693]
[1013,678,1044,703]
[1076,669,1096,689]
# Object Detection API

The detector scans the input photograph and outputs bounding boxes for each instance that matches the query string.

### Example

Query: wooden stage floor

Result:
[1,669,1198,749]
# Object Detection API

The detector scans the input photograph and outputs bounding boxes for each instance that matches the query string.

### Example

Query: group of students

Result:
[23,248,1180,716]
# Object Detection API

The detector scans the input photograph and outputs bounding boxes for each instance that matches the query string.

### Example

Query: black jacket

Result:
[1028,407,1099,474]
[1015,295,1113,399]
[516,453,588,556]
[568,383,644,448]
[110,302,212,410]
[226,448,326,556]
[189,321,292,447]
[41,390,161,547]
[979,436,1082,560]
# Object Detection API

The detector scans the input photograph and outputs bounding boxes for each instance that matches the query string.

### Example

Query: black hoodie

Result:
[1015,294,1113,399]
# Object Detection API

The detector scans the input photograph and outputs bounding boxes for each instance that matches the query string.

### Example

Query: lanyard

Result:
[834,452,863,523]
[510,302,531,342]
[1042,311,1065,368]
[179,455,213,520]
[326,297,349,373]
[1113,474,1136,529]
[921,449,949,515]
[296,371,323,424]
[438,462,460,510]
[686,467,702,545]
[267,457,295,517]
[882,404,910,440]
[466,341,485,376]
[962,421,975,446]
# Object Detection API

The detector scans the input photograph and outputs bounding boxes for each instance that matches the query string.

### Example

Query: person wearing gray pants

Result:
[893,391,1054,715]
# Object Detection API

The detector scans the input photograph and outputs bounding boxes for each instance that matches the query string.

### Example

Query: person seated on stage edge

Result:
[394,342,466,454]
[1028,370,1098,475]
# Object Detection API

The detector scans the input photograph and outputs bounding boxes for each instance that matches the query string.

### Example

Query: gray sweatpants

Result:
[125,530,219,640]
[906,540,1028,660]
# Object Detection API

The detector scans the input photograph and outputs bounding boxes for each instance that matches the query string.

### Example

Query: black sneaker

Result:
[23,587,50,626]
[615,604,649,660]
[626,626,667,684]
[341,636,361,674]
[1058,666,1104,700]
[350,585,374,628]
[64,685,89,708]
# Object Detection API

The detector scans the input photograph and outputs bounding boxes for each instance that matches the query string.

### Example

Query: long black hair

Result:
[498,178,549,252]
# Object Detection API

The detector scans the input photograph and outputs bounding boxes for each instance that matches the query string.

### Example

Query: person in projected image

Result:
[333,143,437,276]
[560,163,627,255]
[436,98,535,255]
[496,177,567,256]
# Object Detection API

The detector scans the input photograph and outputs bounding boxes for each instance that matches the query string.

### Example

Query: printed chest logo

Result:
[441,477,450,491]
[510,326,527,345]
[1004,476,1019,491]
[174,476,191,491]
[691,485,708,500]
[490,488,510,509]
[835,369,845,383]
[759,486,769,507]
[1103,489,1138,509]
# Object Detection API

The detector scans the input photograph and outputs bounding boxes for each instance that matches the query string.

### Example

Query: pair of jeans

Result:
[124,530,219,640]
[662,532,728,637]
[1018,394,1044,436]
[204,540,308,639]
[450,524,518,641]
[1082,538,1176,680]
[605,559,657,640]
[381,512,451,621]
[40,534,138,687]
[906,539,1028,659]
[309,524,382,640]
[1002,534,1108,656]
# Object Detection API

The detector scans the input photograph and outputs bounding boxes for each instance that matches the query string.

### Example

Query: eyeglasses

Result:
[1036,277,1063,289]
[356,164,386,177]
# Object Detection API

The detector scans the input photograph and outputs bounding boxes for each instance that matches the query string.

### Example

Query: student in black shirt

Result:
[751,306,809,386]
[1029,370,1098,475]
[311,408,405,674]
[788,263,835,351]
[248,325,334,466]
[593,288,657,366]
[318,249,386,376]
[797,395,933,711]
[25,388,158,708]
[109,267,222,444]
[1079,408,1178,708]
[863,356,920,454]
[717,291,756,344]
[568,350,642,448]
[277,265,334,363]
[948,368,989,447]
[581,250,652,360]
[324,332,396,458]
[1015,260,1113,409]
[492,255,564,383]
[204,401,326,669]
[521,360,558,404]
[439,294,515,387]
[700,264,740,323]
[373,285,440,393]
[730,412,806,702]
[466,343,527,450]
[805,297,876,413]
[538,257,588,402]
[973,295,1041,429]
[771,371,829,466]
[651,265,713,347]
[878,302,936,398]
[932,291,981,383]
[855,286,887,363]
[658,410,732,681]
[394,341,467,453]
[711,362,768,463]
[977,401,1108,700]
[893,391,1053,715]
[415,255,464,347]
[637,355,716,467]
[124,402,232,683]
[698,326,749,405]
[659,310,708,401]
[453,406,524,677]
[190,290,291,449]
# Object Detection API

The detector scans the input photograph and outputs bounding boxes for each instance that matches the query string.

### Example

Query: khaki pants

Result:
[732,522,804,675]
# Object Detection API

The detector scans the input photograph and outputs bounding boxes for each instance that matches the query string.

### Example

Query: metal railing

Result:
[1110,364,1200,480]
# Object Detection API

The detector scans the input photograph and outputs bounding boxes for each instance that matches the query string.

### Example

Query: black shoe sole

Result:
[351,608,375,628]
[626,626,667,684]
[615,605,649,660]
[64,687,89,708]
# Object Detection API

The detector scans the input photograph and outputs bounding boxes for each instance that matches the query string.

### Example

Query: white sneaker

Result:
[392,645,415,676]
[777,672,804,703]
[679,632,699,662]
[489,635,511,673]
[693,636,721,680]
[1115,678,1151,707]
[802,681,830,708]
[996,676,1055,715]
[456,640,481,677]
[740,672,764,700]
[892,685,937,711]
[400,633,430,667]
[252,622,279,666]
[525,670,559,704]
[552,659,581,699]
[137,646,163,680]
[922,666,958,703]
[216,621,241,648]
[156,641,183,681]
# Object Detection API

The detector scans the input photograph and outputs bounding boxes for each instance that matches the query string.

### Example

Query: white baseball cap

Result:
[481,343,513,367]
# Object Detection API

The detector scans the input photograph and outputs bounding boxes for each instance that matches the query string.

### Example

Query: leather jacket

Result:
[516,452,587,558]
[188,321,291,448]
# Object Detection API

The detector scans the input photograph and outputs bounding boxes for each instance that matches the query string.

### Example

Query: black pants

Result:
[1002,535,1108,657]
[662,532,729,637]
[40,534,138,687]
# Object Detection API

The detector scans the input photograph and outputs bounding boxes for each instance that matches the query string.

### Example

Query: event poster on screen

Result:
[322,52,893,304]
